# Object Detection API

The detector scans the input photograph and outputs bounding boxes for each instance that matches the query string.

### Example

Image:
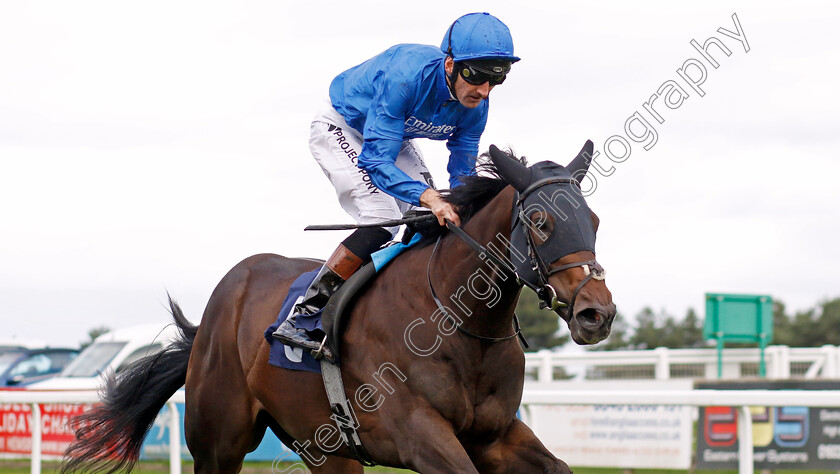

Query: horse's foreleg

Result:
[271,453,362,474]
[381,409,480,474]
[263,415,363,474]
[307,455,363,474]
[469,419,571,474]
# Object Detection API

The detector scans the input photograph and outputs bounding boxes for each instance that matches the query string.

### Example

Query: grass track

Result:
[1,460,836,473]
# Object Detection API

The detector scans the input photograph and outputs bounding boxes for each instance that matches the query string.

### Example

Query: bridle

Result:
[514,177,606,323]
[426,178,606,343]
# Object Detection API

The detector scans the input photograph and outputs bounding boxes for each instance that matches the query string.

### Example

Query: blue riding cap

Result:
[441,12,521,63]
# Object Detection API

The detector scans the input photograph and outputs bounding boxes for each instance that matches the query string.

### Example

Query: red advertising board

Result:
[0,403,93,456]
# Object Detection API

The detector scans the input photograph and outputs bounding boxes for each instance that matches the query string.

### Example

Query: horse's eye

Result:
[527,211,554,245]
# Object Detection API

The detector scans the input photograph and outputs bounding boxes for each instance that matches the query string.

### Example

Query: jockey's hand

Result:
[419,188,461,227]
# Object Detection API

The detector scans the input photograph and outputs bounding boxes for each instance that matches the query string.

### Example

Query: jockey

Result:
[273,12,519,359]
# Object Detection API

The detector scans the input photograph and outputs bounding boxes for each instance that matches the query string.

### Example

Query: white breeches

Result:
[309,102,433,236]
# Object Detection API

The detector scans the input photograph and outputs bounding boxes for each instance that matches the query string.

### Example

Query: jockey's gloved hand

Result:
[402,209,443,244]
[419,188,461,227]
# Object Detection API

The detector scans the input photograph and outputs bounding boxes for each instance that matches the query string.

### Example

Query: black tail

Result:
[61,296,198,474]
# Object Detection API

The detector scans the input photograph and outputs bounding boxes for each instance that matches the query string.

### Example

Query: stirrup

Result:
[311,334,335,363]
[272,325,335,363]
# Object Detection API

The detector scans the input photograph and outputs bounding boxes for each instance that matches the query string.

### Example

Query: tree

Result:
[773,297,840,347]
[792,307,823,346]
[630,307,661,350]
[515,289,570,351]
[81,325,110,350]
[583,295,840,352]
[774,299,813,346]
[773,300,792,343]
[589,310,630,351]
[590,307,707,351]
[680,308,705,348]
[814,298,840,345]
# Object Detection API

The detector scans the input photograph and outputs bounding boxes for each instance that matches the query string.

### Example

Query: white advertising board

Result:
[527,404,693,469]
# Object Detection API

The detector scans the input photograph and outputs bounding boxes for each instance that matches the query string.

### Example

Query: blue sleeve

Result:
[445,107,487,188]
[356,73,429,206]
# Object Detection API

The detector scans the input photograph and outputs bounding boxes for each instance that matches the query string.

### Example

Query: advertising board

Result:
[696,380,840,470]
[0,403,92,457]
[0,400,299,462]
[528,403,693,469]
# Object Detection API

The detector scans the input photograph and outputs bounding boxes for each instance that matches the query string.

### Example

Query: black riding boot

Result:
[271,227,390,362]
[272,244,361,361]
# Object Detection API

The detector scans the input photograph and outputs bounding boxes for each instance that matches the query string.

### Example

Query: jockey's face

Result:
[445,57,494,109]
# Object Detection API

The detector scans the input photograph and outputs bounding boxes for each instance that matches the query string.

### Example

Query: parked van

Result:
[0,338,50,355]
[0,347,79,387]
[22,322,298,463]
[28,323,182,390]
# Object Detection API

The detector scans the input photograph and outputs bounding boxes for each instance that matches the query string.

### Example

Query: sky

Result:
[1,1,838,348]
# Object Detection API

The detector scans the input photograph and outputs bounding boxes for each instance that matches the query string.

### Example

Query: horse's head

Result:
[489,142,616,345]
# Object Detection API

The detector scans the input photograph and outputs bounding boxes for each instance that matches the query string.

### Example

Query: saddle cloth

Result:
[263,269,323,374]
[263,233,422,374]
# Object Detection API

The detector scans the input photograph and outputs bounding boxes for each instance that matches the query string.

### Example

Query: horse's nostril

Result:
[576,308,604,328]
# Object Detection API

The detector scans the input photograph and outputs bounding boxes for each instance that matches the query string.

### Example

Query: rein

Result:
[305,177,606,333]
[427,231,527,345]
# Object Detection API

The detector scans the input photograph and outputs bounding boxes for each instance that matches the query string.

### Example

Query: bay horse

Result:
[61,143,616,473]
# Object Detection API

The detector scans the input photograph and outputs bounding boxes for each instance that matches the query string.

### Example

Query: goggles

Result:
[457,61,510,86]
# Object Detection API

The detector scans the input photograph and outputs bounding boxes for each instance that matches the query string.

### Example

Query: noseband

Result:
[540,259,606,322]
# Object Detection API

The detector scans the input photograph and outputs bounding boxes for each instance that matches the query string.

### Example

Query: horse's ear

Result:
[566,140,595,186]
[489,144,530,192]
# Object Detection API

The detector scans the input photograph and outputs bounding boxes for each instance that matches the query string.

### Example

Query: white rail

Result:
[6,387,840,474]
[524,345,840,381]
[0,390,185,474]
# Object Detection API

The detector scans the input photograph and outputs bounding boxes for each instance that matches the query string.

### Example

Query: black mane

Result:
[446,148,525,223]
[410,149,524,243]
[445,175,508,222]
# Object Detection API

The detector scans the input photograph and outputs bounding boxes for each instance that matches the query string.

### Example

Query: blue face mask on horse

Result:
[488,142,606,321]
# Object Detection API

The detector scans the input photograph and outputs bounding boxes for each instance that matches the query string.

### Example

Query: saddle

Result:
[292,259,377,465]
[303,212,433,466]
[319,259,377,359]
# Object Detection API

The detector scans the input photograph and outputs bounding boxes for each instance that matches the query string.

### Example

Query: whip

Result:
[304,213,437,231]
